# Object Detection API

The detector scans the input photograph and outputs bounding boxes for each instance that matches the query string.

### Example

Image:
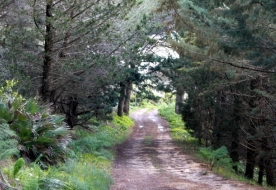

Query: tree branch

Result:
[211,58,275,74]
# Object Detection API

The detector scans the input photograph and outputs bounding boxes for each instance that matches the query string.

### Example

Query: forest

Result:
[0,0,276,189]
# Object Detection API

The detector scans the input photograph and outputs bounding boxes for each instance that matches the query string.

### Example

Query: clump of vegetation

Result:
[112,114,134,131]
[0,80,135,190]
[143,135,153,146]
[158,103,194,142]
[0,123,19,160]
[0,80,71,165]
[199,146,233,171]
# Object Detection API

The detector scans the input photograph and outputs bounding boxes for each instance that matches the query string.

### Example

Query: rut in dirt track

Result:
[110,109,265,190]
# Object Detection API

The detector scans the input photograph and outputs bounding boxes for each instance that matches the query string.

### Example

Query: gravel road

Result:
[110,109,265,190]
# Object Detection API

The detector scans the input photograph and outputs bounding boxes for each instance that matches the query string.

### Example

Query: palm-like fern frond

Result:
[0,81,71,165]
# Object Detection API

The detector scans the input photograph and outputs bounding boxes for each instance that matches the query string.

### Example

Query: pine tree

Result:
[157,0,276,186]
[2,0,158,125]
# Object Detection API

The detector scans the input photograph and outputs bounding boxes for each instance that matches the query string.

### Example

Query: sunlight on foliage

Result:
[13,158,25,178]
[158,103,194,141]
[112,114,134,130]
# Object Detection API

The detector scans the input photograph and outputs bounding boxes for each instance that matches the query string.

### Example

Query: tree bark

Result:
[118,82,126,117]
[230,96,241,173]
[244,77,259,179]
[266,160,275,186]
[175,87,184,114]
[40,0,54,102]
[258,159,264,185]
[123,80,132,116]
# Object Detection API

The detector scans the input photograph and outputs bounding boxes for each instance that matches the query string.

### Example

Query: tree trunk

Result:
[258,159,264,185]
[244,145,255,179]
[230,96,241,173]
[266,160,276,186]
[123,80,132,116]
[118,82,126,117]
[175,87,184,114]
[244,77,259,179]
[40,0,54,102]
[66,96,78,128]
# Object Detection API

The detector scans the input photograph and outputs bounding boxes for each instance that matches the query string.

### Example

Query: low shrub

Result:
[199,146,233,171]
[0,81,134,190]
[0,80,71,165]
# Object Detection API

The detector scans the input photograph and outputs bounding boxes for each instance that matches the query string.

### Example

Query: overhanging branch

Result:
[211,58,275,74]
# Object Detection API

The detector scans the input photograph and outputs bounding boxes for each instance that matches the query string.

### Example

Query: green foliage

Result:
[0,80,71,164]
[139,100,158,109]
[112,114,134,130]
[70,115,133,160]
[199,146,233,171]
[11,113,133,190]
[158,103,193,141]
[59,158,112,190]
[143,135,153,146]
[0,123,19,160]
[70,135,113,160]
[13,158,25,178]
[38,178,74,190]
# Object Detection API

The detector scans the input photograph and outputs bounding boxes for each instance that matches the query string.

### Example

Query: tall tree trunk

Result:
[266,160,276,186]
[117,82,126,117]
[244,133,256,179]
[244,77,259,179]
[231,96,241,173]
[40,0,54,102]
[258,159,264,185]
[175,87,184,114]
[212,91,226,148]
[123,80,132,116]
[66,96,78,128]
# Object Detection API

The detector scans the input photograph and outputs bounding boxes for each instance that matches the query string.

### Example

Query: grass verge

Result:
[158,103,198,154]
[158,103,270,189]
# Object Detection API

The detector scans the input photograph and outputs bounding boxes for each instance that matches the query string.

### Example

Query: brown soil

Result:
[110,109,265,190]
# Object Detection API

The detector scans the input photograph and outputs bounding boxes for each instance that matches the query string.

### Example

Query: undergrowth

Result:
[158,103,197,152]
[1,114,134,190]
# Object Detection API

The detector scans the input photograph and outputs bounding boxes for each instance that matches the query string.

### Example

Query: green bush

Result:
[0,84,134,189]
[70,114,133,160]
[0,80,71,165]
[112,114,134,130]
[0,123,19,160]
[199,146,233,171]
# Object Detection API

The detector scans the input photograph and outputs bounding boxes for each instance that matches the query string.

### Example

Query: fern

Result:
[0,123,19,160]
[38,178,75,190]
[0,80,71,165]
[199,146,233,171]
[13,158,25,178]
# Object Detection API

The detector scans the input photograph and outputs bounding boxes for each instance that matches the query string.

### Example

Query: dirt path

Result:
[110,109,265,190]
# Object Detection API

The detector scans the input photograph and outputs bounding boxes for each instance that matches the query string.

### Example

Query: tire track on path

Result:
[110,109,265,190]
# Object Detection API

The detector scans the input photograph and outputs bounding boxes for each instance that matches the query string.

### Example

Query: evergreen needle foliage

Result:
[199,146,233,171]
